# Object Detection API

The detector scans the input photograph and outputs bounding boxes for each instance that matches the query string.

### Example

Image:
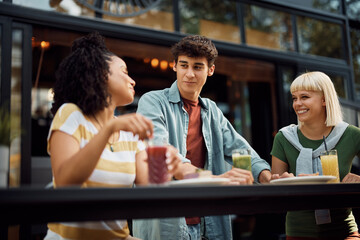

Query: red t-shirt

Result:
[182,98,206,225]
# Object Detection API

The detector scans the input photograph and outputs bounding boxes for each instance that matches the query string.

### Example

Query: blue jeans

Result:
[133,218,190,240]
[188,224,201,240]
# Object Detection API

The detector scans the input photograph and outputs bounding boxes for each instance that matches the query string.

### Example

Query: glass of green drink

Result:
[232,148,251,171]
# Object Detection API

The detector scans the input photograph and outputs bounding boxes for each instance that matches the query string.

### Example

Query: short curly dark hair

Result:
[171,35,218,66]
[51,32,115,116]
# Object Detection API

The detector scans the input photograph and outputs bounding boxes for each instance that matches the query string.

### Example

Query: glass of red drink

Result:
[146,138,169,184]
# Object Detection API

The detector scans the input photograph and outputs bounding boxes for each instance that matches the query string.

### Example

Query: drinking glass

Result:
[320,149,340,183]
[146,138,169,184]
[232,148,252,171]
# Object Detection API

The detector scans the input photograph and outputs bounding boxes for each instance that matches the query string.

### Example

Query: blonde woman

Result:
[271,71,360,239]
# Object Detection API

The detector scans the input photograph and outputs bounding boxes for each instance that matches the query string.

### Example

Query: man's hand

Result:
[217,168,254,185]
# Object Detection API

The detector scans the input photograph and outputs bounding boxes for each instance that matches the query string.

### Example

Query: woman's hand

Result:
[342,173,360,183]
[271,172,295,180]
[217,168,254,185]
[111,113,153,140]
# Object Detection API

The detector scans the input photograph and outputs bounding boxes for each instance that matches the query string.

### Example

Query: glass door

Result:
[0,17,32,188]
[0,17,32,240]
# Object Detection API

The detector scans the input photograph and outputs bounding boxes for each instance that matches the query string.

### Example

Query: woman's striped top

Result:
[44,103,145,239]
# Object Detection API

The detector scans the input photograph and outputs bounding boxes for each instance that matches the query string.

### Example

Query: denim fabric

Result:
[133,218,189,240]
[188,224,201,240]
[134,81,271,240]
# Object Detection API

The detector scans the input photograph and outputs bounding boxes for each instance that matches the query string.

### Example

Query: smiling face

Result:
[107,56,136,106]
[292,90,326,124]
[173,55,215,101]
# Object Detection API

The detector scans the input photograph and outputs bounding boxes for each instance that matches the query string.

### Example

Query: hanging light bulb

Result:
[151,58,159,68]
[160,60,168,71]
[40,41,50,49]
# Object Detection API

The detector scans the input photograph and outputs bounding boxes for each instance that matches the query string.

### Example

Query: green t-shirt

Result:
[271,125,360,238]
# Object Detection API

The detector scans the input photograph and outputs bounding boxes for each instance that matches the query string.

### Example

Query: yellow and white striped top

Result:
[45,103,145,240]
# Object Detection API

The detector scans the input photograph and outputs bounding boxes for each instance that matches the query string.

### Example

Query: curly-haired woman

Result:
[44,32,181,240]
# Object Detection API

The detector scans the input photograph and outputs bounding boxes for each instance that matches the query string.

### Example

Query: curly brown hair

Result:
[51,32,115,116]
[171,35,218,66]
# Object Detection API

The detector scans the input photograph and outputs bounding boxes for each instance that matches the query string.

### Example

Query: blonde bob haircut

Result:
[290,71,343,127]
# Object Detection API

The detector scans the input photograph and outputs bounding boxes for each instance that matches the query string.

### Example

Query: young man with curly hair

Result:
[133,35,272,240]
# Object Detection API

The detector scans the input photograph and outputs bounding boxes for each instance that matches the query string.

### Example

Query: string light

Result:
[160,60,168,71]
[151,58,159,68]
[144,57,173,70]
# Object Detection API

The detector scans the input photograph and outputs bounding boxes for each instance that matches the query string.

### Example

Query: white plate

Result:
[269,175,337,185]
[169,177,230,186]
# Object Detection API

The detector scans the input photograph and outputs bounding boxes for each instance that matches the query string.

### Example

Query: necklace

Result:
[92,114,116,152]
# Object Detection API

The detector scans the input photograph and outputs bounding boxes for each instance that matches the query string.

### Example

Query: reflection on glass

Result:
[180,0,240,44]
[244,5,294,51]
[281,67,297,123]
[350,27,360,100]
[346,0,360,21]
[0,25,1,80]
[12,0,95,18]
[342,105,357,126]
[10,29,23,187]
[282,68,294,97]
[228,80,252,141]
[297,16,343,59]
[271,0,340,14]
[329,74,347,99]
[103,0,174,32]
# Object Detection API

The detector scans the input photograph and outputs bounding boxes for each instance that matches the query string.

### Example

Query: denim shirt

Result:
[135,81,271,240]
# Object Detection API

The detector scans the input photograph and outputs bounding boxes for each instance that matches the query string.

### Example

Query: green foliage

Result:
[0,106,20,146]
[0,106,11,146]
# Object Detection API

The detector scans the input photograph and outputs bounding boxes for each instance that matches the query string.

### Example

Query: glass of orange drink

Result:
[320,149,340,183]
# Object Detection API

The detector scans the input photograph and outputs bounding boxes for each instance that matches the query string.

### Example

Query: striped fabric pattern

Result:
[45,103,145,239]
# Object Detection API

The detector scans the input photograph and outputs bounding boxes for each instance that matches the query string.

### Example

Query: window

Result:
[13,0,96,17]
[103,0,175,32]
[10,28,23,187]
[180,0,240,44]
[329,74,347,99]
[0,25,2,81]
[297,16,344,59]
[350,27,360,100]
[281,67,297,124]
[267,0,341,14]
[244,5,294,51]
[346,0,360,21]
[342,104,359,126]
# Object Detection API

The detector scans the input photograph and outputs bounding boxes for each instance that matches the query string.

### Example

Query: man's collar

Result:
[169,81,181,103]
[169,80,208,110]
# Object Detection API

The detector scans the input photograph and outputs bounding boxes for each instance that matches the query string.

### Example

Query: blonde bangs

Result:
[290,71,343,127]
[290,72,323,94]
